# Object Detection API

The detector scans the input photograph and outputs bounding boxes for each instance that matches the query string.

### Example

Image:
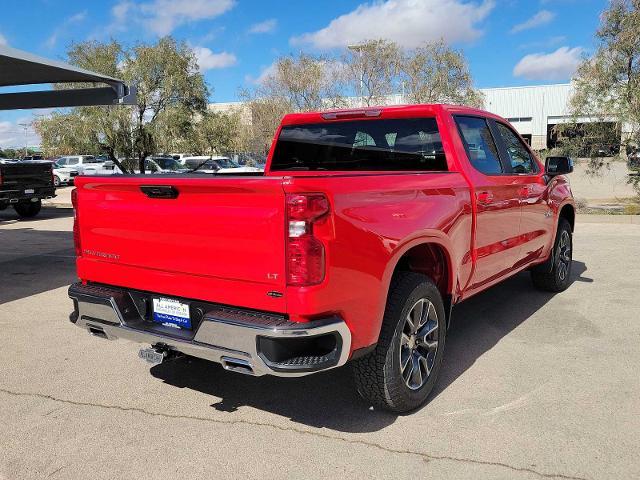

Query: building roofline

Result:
[480,83,572,92]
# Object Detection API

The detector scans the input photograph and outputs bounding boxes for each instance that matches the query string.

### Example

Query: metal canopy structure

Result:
[0,44,136,110]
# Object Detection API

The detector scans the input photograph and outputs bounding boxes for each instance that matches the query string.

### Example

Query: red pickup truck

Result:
[68,104,574,412]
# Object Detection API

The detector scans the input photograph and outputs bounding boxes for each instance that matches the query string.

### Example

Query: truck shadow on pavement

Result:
[0,206,74,225]
[150,260,591,433]
[430,260,591,400]
[0,215,76,305]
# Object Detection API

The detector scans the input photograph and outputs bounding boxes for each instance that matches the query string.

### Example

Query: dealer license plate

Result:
[24,189,35,194]
[152,297,191,330]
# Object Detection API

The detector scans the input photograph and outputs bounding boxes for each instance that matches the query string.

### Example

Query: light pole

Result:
[17,122,29,158]
[347,44,365,107]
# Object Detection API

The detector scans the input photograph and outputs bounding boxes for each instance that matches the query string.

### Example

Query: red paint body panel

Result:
[74,176,288,312]
[72,104,574,355]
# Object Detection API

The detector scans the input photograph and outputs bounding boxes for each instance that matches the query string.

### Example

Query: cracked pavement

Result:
[1,207,639,480]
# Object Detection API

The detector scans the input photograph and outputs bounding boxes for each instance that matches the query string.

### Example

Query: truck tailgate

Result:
[1,162,53,187]
[74,176,287,312]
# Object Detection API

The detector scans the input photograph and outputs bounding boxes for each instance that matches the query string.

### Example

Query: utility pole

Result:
[17,122,29,158]
[347,44,365,107]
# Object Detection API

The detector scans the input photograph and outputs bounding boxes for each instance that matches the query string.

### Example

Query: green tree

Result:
[564,0,640,194]
[240,97,291,155]
[0,148,18,158]
[402,40,484,108]
[193,110,242,155]
[35,37,208,173]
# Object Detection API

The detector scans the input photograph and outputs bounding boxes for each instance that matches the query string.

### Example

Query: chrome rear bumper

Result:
[68,283,351,377]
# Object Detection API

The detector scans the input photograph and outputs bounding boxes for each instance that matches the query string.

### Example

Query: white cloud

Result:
[110,0,235,36]
[291,0,495,49]
[511,10,555,33]
[245,62,277,85]
[45,11,87,48]
[193,47,237,70]
[0,119,40,150]
[248,19,277,34]
[513,46,583,81]
[0,33,7,46]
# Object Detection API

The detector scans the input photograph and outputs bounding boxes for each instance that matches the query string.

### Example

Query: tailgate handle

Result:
[140,185,179,199]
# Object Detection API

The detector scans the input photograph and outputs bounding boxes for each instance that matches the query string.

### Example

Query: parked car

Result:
[627,148,640,172]
[146,156,189,173]
[100,157,189,175]
[53,161,79,186]
[181,155,263,173]
[68,105,575,412]
[0,158,55,217]
[168,153,194,162]
[56,155,105,175]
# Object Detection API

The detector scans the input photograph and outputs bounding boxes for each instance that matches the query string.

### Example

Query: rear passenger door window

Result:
[495,122,537,174]
[454,116,503,175]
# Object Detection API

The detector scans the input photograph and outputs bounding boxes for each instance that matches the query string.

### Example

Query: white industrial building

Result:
[482,83,574,150]
[210,83,611,151]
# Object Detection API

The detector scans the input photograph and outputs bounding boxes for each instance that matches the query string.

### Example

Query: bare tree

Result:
[343,40,401,106]
[253,53,345,111]
[240,52,346,154]
[237,40,484,154]
[402,40,484,108]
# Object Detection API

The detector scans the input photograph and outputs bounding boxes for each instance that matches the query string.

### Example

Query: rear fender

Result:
[379,233,456,331]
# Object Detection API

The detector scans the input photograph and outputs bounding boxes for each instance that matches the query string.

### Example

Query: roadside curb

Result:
[43,202,72,208]
[576,214,640,224]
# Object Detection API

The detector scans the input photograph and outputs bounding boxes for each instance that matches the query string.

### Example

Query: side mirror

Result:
[545,156,573,176]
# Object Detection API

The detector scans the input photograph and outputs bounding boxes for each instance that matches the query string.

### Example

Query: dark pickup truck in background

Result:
[0,160,55,217]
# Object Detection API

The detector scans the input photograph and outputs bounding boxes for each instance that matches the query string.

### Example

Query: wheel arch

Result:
[382,238,455,329]
[559,203,575,232]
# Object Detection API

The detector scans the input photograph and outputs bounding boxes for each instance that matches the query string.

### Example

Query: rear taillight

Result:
[0,170,3,185]
[71,188,81,257]
[50,166,55,186]
[286,193,329,286]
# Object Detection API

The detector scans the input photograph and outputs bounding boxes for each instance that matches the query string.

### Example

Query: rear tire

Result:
[14,199,42,218]
[353,272,446,413]
[531,218,573,292]
[53,175,61,187]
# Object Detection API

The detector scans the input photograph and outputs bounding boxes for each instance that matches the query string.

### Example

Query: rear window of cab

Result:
[271,118,447,171]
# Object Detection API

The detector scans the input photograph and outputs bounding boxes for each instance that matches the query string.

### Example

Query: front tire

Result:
[53,175,61,187]
[353,272,446,413]
[14,199,42,218]
[531,218,573,292]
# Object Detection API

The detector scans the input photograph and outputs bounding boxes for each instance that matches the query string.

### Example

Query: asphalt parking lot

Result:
[0,207,638,480]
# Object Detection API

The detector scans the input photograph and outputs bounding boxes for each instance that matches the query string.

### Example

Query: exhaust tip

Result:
[88,325,108,339]
[221,356,255,375]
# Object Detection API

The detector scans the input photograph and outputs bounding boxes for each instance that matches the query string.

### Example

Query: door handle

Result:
[518,186,531,198]
[140,185,179,199]
[476,191,494,204]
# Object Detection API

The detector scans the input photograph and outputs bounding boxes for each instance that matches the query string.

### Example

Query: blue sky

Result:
[1,0,605,149]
